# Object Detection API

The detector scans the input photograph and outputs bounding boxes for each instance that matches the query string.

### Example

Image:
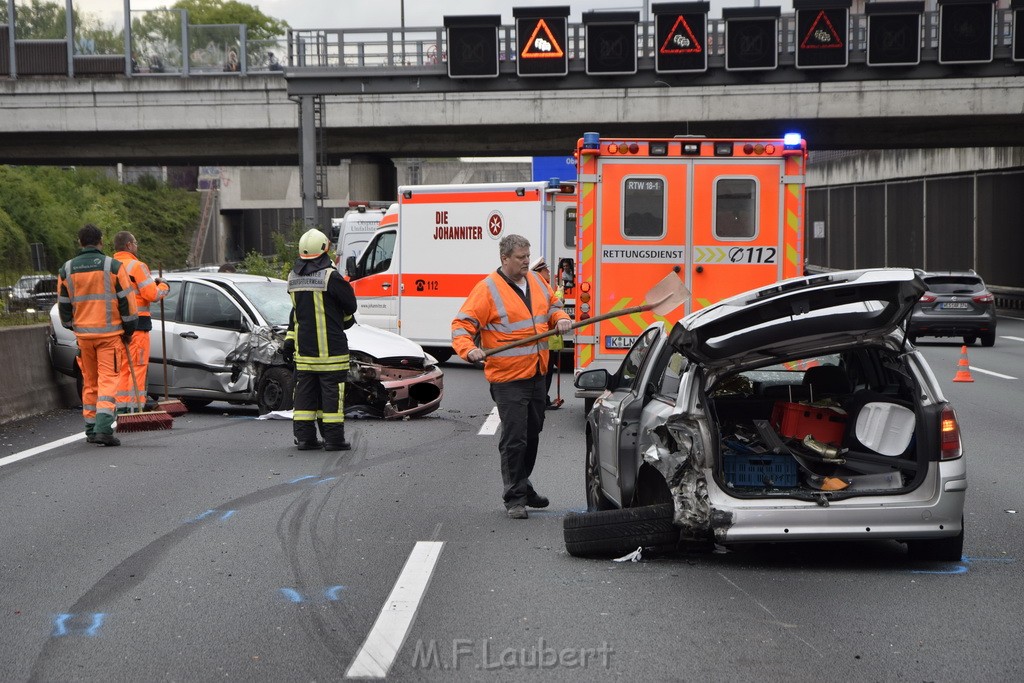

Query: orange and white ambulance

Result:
[347,180,575,362]
[573,131,807,376]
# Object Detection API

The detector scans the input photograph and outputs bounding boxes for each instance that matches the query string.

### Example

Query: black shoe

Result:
[324,441,351,451]
[526,493,549,508]
[545,401,560,411]
[85,434,97,444]
[295,440,324,451]
[93,433,120,447]
[507,505,528,519]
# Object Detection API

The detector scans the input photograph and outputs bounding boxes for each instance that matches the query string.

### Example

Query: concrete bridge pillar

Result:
[348,155,397,203]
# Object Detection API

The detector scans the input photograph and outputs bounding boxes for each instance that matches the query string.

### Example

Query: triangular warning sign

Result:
[521,18,565,59]
[660,15,702,55]
[801,10,843,50]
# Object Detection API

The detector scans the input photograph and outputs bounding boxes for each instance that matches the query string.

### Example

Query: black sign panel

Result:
[444,16,500,79]
[1015,5,1024,62]
[653,2,710,73]
[866,2,924,67]
[583,11,639,75]
[795,4,849,69]
[938,0,995,65]
[513,6,570,77]
[723,8,780,71]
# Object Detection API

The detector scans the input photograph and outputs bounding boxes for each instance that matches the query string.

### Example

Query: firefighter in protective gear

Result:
[451,234,571,519]
[112,231,169,413]
[58,224,138,447]
[285,228,358,451]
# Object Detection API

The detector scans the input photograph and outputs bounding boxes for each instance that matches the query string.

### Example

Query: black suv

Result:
[907,270,996,347]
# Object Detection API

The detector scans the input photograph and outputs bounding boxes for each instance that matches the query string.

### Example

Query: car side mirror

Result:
[575,368,610,391]
[345,256,358,278]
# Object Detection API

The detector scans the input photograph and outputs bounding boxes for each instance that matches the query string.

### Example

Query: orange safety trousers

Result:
[116,330,150,412]
[79,335,127,435]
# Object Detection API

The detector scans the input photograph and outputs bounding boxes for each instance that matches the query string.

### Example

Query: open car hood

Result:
[346,323,430,361]
[668,268,926,369]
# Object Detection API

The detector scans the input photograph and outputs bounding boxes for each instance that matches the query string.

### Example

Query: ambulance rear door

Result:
[689,149,786,309]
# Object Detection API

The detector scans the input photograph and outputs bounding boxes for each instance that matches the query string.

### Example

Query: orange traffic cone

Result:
[953,345,974,383]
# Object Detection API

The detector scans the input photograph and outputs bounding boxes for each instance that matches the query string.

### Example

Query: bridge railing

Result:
[288,9,1018,71]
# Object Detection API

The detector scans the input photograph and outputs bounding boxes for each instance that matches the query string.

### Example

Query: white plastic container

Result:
[853,402,915,456]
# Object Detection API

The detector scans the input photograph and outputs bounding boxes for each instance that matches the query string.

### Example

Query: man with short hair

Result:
[113,231,169,413]
[452,235,571,519]
[283,228,359,451]
[58,225,138,446]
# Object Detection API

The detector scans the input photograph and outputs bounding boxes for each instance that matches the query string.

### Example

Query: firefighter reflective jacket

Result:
[285,255,358,372]
[452,269,569,384]
[113,250,169,332]
[58,247,138,339]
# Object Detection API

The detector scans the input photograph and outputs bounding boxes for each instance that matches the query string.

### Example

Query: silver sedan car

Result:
[48,272,444,418]
[568,268,966,561]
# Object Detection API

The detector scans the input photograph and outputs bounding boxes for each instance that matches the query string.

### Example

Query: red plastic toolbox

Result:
[771,401,847,445]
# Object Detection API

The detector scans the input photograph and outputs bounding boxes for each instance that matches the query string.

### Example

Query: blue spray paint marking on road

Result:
[909,555,1015,575]
[962,555,1015,564]
[52,614,72,637]
[912,564,969,575]
[325,585,346,601]
[289,475,317,484]
[279,588,303,603]
[220,510,235,521]
[186,509,217,523]
[85,613,106,636]
[314,477,337,485]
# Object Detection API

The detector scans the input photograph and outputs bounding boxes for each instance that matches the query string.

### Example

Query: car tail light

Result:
[972,293,994,304]
[919,293,937,303]
[940,407,963,460]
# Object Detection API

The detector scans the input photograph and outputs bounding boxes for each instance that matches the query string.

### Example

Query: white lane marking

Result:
[344,541,445,679]
[968,366,1017,380]
[478,406,500,435]
[0,433,83,469]
[1001,336,1024,343]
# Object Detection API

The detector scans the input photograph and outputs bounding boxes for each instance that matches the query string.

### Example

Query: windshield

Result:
[234,280,293,326]
[924,276,984,294]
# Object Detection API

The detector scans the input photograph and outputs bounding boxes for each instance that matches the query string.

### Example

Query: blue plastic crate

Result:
[723,451,798,488]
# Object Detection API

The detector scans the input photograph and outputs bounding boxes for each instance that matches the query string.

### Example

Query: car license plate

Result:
[942,303,970,309]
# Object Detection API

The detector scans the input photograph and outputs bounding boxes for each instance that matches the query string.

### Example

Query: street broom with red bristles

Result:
[117,338,174,432]
[154,265,188,417]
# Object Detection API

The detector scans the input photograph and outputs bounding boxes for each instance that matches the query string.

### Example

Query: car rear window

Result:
[924,276,985,294]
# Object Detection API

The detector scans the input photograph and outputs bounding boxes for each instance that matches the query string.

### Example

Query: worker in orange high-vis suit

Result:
[112,231,169,413]
[452,234,571,520]
[58,224,138,447]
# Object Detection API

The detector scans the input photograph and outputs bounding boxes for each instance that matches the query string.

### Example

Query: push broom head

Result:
[156,398,189,417]
[116,409,174,432]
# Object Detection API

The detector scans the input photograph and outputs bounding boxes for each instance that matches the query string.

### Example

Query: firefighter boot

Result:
[324,425,351,451]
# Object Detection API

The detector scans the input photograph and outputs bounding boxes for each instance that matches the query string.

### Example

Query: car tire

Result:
[563,503,678,558]
[182,398,212,411]
[906,521,964,563]
[585,438,615,512]
[257,367,294,413]
[981,332,995,348]
[963,335,977,346]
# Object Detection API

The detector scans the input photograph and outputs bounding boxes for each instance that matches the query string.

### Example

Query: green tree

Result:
[171,0,289,40]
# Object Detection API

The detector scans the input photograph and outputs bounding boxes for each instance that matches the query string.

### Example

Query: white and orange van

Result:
[573,132,808,379]
[346,180,575,362]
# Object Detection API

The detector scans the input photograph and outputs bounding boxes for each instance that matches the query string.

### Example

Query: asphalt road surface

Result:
[1,318,1023,681]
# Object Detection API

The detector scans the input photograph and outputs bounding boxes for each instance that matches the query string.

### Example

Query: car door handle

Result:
[179,331,198,339]
[381,282,391,290]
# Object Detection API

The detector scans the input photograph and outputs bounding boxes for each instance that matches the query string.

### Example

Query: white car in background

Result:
[47,272,444,418]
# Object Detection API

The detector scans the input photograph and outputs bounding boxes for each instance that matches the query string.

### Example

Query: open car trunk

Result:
[704,345,935,499]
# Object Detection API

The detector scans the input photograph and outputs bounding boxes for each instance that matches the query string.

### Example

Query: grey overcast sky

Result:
[81,1,788,30]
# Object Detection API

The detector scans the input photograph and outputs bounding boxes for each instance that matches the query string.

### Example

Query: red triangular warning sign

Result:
[660,15,702,55]
[521,18,565,59]
[800,10,843,50]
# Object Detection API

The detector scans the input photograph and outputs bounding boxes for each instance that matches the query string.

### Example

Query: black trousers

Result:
[292,369,346,445]
[490,373,546,508]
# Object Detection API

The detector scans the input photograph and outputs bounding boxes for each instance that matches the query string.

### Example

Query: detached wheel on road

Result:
[257,367,294,413]
[563,503,678,558]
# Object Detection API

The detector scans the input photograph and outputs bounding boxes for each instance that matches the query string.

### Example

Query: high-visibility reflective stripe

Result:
[293,410,318,421]
[486,343,545,358]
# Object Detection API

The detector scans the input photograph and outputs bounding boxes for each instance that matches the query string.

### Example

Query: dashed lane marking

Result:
[478,406,501,435]
[0,433,83,469]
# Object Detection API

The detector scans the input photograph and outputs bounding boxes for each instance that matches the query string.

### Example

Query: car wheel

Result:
[907,521,964,563]
[981,332,995,347]
[257,367,294,413]
[563,504,678,558]
[585,438,615,512]
[963,335,977,346]
[181,398,212,411]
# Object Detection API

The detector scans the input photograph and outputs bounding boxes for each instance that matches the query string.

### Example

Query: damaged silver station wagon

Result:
[48,272,444,418]
[565,269,967,561]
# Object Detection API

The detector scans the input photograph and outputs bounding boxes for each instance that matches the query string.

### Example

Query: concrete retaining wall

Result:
[0,324,76,426]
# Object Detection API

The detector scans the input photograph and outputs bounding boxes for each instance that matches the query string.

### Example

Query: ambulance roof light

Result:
[582,132,601,149]
[547,178,561,189]
[783,132,803,147]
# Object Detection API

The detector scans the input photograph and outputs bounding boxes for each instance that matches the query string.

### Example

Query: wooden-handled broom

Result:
[117,337,174,432]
